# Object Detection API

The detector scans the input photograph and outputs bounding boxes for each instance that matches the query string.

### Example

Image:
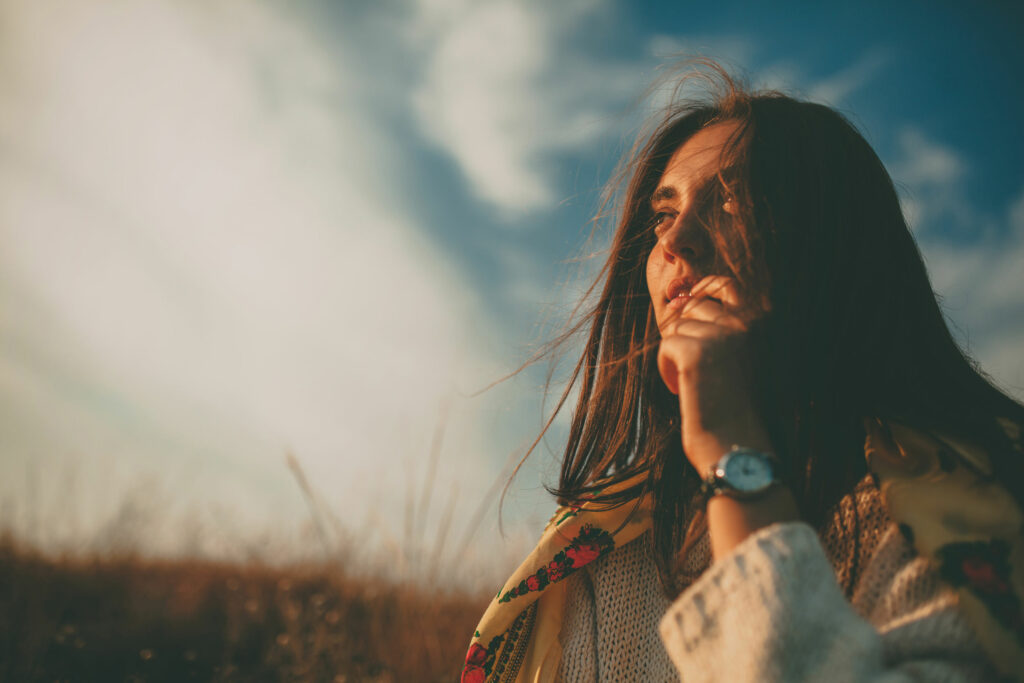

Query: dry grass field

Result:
[0,534,488,682]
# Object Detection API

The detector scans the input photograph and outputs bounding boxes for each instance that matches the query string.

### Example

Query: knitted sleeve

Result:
[658,522,995,682]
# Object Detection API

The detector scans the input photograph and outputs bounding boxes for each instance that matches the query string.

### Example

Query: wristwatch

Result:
[702,446,781,500]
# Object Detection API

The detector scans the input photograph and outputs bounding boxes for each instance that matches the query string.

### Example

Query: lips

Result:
[665,276,697,310]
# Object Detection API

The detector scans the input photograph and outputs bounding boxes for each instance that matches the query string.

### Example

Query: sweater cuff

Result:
[659,522,877,682]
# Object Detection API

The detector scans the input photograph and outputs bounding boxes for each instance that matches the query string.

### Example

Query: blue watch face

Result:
[723,451,773,491]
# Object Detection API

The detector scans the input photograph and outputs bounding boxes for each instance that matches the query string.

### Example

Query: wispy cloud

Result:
[889,127,972,232]
[918,188,1024,399]
[0,0,526,558]
[887,127,1023,398]
[410,0,640,214]
[893,128,966,186]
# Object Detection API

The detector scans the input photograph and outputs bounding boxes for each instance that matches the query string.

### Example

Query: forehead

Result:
[654,121,740,201]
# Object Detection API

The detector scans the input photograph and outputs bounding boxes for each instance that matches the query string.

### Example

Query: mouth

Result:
[664,276,697,311]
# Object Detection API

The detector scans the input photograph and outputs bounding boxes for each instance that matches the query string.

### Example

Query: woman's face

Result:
[645,121,741,331]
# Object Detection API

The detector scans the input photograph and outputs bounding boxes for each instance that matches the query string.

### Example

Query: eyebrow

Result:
[651,165,737,206]
[650,186,678,203]
[650,176,713,206]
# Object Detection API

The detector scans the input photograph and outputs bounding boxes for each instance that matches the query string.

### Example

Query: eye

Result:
[649,211,675,236]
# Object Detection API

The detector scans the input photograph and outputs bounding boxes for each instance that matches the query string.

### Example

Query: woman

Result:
[463,66,1024,682]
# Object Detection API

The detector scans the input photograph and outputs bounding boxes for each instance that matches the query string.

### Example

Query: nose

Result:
[658,213,706,265]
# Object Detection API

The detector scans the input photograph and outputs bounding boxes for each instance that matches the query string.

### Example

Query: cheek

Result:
[645,245,665,329]
[645,245,661,301]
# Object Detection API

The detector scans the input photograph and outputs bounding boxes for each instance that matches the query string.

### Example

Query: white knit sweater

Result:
[558,522,996,682]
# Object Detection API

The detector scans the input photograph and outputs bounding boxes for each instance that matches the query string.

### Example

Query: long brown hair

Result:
[530,64,1024,595]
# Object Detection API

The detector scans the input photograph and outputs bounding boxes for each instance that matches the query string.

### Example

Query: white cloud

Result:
[919,190,1024,399]
[410,0,639,214]
[886,127,1024,399]
[414,3,554,210]
[887,126,980,237]
[0,0,527,566]
[892,128,966,188]
[411,23,887,218]
[891,126,971,227]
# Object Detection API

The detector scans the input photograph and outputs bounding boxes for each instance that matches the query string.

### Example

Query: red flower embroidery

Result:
[526,575,540,591]
[961,557,1009,593]
[548,560,564,582]
[465,643,487,666]
[566,543,600,568]
[461,664,485,683]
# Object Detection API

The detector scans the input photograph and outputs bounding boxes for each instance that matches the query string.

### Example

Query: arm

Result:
[655,280,992,680]
[654,275,800,561]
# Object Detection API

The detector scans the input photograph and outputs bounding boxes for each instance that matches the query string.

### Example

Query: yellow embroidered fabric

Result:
[460,476,653,683]
[864,419,1024,678]
[461,420,1024,682]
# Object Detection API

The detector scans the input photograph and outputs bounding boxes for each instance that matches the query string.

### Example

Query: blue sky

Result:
[1,0,1021,580]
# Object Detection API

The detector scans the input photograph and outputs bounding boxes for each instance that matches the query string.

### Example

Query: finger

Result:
[661,317,743,339]
[666,298,747,331]
[689,275,741,308]
[656,323,739,394]
[681,295,722,318]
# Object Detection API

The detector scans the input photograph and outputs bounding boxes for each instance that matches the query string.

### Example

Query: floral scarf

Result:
[460,419,1024,682]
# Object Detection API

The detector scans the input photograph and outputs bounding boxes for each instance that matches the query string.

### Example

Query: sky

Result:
[1,0,1021,582]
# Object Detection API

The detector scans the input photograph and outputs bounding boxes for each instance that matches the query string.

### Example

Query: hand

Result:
[655,276,771,472]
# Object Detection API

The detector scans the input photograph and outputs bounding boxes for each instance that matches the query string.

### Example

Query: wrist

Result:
[706,485,799,560]
[684,430,773,473]
[700,445,782,501]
